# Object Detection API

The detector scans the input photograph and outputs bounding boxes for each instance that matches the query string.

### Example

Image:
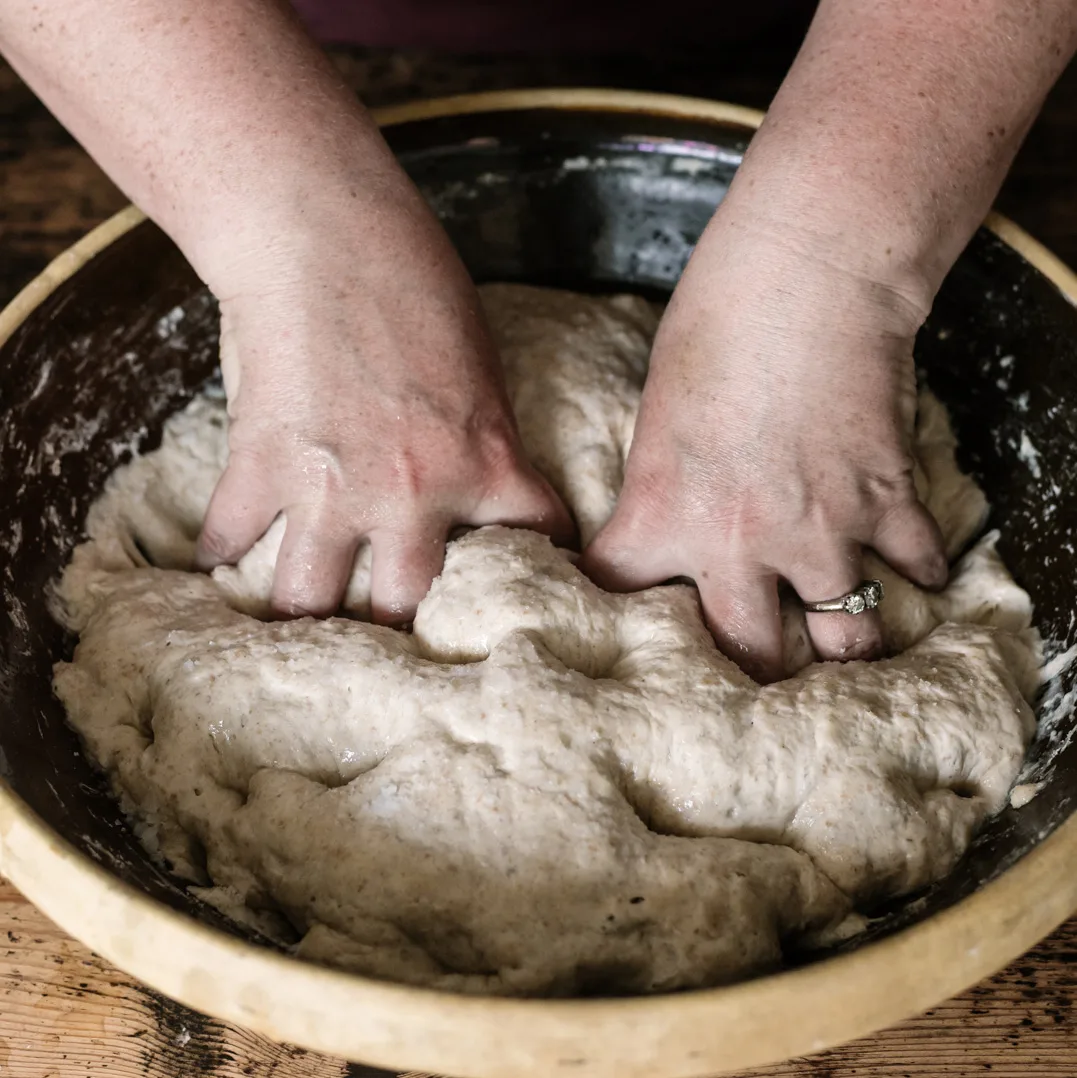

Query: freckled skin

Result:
[51,289,1038,992]
[3,0,1076,675]
[583,1,1077,679]
[0,0,572,626]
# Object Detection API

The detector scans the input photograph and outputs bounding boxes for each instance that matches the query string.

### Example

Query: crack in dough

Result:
[51,284,1040,996]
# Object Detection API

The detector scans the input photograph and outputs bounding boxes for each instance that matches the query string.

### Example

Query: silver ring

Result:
[802,579,884,615]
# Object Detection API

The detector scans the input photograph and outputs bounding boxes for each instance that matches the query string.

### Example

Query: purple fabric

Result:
[290,0,810,51]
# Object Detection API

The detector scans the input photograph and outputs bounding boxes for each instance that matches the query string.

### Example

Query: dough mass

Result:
[53,284,1041,996]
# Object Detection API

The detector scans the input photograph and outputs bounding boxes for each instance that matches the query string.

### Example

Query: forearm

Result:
[0,0,400,288]
[724,0,1077,312]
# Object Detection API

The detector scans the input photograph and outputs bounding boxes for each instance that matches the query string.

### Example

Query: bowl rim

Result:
[1,88,1076,1078]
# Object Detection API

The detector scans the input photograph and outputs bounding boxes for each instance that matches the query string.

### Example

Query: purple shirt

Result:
[290,0,812,52]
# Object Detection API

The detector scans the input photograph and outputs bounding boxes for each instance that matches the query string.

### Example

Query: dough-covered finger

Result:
[789,545,884,664]
[270,510,362,618]
[369,523,449,627]
[699,570,784,684]
[873,500,948,590]
[194,463,277,571]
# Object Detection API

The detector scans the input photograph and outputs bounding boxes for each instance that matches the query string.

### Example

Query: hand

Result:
[194,178,571,625]
[582,213,947,682]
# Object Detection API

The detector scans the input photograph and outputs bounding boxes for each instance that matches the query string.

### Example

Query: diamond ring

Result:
[802,579,884,615]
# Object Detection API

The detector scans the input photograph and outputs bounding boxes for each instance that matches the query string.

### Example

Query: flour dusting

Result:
[51,284,1043,997]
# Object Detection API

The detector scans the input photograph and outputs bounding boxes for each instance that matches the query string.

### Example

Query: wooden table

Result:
[2,875,1077,1078]
[2,35,1077,1078]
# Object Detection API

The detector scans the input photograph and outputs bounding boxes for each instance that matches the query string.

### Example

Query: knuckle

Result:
[579,534,636,590]
[221,439,267,480]
[582,528,623,568]
[590,513,647,564]
[874,497,932,546]
[292,441,350,498]
[382,445,447,506]
[863,456,918,508]
[477,422,524,474]
[618,471,680,532]
[491,472,566,524]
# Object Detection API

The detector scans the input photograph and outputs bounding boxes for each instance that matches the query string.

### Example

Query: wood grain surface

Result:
[2,35,1077,1078]
[1,873,1076,1078]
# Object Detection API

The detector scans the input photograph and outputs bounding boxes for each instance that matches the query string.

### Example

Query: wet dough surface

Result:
[53,284,1040,996]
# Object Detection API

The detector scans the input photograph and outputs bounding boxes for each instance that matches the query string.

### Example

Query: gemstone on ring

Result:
[841,580,883,614]
[802,579,885,615]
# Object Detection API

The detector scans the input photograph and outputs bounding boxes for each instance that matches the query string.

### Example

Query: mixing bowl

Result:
[1,90,1076,1078]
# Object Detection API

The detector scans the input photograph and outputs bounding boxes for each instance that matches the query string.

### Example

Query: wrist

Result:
[157,109,408,297]
[694,189,934,350]
[717,147,943,328]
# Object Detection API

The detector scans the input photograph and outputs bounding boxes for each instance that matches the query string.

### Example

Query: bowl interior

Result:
[1,104,1075,966]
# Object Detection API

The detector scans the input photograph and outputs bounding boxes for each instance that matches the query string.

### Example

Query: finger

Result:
[369,523,449,627]
[788,544,884,664]
[579,528,681,593]
[471,466,577,548]
[578,498,683,592]
[698,570,785,684]
[194,464,277,571]
[872,501,948,591]
[270,510,362,619]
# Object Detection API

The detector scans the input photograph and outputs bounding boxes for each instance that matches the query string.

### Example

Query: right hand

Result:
[194,176,572,625]
[582,206,947,683]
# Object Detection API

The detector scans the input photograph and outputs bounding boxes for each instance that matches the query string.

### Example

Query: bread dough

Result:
[52,284,1041,996]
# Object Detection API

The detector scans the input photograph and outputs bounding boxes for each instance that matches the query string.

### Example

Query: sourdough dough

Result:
[52,284,1041,996]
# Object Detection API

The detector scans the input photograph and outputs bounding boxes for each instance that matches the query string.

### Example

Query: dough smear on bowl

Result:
[51,283,1041,997]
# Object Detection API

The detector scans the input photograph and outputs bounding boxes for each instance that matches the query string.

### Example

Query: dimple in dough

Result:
[52,284,1041,997]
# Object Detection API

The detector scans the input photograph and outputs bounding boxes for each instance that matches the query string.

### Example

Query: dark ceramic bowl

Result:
[0,91,1075,1077]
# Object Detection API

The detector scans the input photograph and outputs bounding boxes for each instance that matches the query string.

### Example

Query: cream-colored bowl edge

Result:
[1,89,1076,1078]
